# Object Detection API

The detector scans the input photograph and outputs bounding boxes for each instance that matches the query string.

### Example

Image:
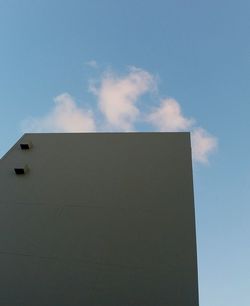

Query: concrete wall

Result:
[0,132,198,306]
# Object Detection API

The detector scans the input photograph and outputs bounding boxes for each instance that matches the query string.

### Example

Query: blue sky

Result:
[0,0,249,304]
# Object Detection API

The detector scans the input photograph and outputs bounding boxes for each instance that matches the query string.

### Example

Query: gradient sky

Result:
[0,1,249,305]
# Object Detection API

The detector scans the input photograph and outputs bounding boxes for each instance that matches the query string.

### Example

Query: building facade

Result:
[0,132,199,305]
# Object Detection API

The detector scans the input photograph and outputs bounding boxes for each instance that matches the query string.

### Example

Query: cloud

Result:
[147,98,217,163]
[22,93,96,133]
[21,66,218,164]
[91,67,156,131]
[85,60,98,69]
[147,98,194,132]
[191,128,217,164]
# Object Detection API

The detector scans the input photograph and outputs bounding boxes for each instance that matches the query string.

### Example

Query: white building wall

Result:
[0,132,198,306]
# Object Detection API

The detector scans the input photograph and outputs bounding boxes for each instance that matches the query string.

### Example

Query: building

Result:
[0,132,199,305]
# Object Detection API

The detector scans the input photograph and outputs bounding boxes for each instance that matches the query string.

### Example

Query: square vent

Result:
[14,165,29,175]
[20,142,32,150]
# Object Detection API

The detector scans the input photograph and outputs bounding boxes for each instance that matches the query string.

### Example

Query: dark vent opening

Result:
[14,168,26,175]
[20,143,30,150]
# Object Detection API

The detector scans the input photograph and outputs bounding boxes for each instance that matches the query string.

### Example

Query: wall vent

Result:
[14,165,29,175]
[20,142,32,150]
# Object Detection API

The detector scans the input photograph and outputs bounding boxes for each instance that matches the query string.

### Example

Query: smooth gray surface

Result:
[0,133,198,305]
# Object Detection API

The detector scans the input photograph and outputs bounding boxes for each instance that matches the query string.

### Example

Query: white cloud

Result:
[86,60,98,68]
[147,98,194,131]
[91,67,156,131]
[191,128,217,164]
[147,98,217,163]
[21,66,218,164]
[21,93,96,133]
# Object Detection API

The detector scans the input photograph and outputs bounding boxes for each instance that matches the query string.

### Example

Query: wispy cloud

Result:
[191,128,217,164]
[85,60,98,69]
[91,67,156,131]
[22,66,217,164]
[147,98,194,132]
[21,93,96,133]
[147,97,217,163]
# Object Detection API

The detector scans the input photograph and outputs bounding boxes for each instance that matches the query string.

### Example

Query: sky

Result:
[0,0,249,304]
